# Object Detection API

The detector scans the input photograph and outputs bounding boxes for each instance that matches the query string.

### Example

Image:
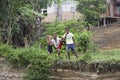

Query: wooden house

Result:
[107,0,120,17]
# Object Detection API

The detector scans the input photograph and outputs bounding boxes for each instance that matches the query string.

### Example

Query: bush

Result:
[0,44,13,57]
[0,44,52,80]
[24,47,52,80]
[78,53,92,63]
[77,30,92,53]
[39,20,85,49]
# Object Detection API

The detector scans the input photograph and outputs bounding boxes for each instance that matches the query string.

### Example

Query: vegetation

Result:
[0,44,54,80]
[91,49,120,63]
[77,30,93,53]
[77,0,106,25]
[0,19,96,79]
[54,0,67,21]
[77,49,120,73]
[0,0,120,80]
[0,43,120,77]
[39,20,94,54]
[0,0,52,47]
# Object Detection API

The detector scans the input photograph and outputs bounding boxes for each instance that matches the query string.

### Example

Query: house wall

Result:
[42,0,81,22]
[107,0,120,17]
[42,12,81,22]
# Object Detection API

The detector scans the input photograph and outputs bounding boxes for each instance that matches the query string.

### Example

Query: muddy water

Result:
[50,69,120,80]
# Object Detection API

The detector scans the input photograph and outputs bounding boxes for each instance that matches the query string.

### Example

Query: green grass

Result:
[57,49,120,63]
[90,49,120,63]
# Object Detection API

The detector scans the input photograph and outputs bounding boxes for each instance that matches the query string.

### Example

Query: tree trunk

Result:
[7,1,13,44]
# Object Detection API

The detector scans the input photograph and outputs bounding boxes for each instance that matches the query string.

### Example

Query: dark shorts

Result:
[48,45,53,53]
[66,44,75,51]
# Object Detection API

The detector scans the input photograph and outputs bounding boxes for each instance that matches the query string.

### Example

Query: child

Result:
[52,33,62,58]
[46,35,53,54]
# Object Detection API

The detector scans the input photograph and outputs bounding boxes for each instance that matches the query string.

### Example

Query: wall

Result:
[42,0,82,22]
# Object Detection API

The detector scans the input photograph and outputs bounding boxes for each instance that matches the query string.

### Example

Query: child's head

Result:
[47,35,51,39]
[65,27,69,33]
[53,33,57,39]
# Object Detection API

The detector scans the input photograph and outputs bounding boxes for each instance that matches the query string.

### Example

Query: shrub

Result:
[0,44,52,80]
[78,53,92,63]
[0,44,13,57]
[77,30,92,53]
[24,47,52,80]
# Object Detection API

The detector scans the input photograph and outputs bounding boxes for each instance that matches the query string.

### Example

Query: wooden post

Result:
[104,17,107,27]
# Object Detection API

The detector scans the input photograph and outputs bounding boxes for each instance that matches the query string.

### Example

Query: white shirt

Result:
[52,37,61,48]
[62,32,74,44]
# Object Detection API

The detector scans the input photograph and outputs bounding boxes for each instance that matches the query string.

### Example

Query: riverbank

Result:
[0,54,120,80]
[49,49,120,80]
[50,69,120,80]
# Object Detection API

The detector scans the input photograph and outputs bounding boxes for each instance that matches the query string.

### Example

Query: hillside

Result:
[92,21,120,50]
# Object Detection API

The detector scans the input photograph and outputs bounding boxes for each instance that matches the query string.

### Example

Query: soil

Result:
[91,22,120,50]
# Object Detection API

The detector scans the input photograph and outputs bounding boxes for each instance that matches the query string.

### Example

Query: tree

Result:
[77,0,106,25]
[0,0,53,47]
[54,0,67,21]
[54,0,62,21]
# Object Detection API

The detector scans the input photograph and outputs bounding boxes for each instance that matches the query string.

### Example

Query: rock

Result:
[0,57,25,80]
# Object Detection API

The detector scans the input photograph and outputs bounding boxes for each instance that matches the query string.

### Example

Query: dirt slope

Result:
[92,22,120,50]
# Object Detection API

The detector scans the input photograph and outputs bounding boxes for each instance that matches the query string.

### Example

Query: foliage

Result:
[39,20,84,49]
[23,48,52,80]
[78,53,92,63]
[0,0,53,47]
[77,49,120,64]
[77,30,92,53]
[91,49,120,63]
[37,20,97,61]
[77,0,106,25]
[0,44,53,80]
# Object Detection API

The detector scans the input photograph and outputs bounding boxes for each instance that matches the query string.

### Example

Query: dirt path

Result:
[91,22,120,50]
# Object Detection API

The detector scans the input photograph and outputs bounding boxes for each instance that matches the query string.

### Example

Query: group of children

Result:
[46,33,62,57]
[46,28,78,59]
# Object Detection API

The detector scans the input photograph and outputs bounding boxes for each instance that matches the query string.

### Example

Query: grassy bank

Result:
[0,44,120,79]
[55,49,120,74]
[65,49,120,63]
[0,44,54,80]
[91,49,120,63]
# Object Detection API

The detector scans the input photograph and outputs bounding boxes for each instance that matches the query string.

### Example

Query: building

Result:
[107,0,120,17]
[42,0,81,22]
[100,0,120,27]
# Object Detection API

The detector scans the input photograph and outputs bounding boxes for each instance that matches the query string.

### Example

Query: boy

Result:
[62,28,78,59]
[52,33,62,58]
